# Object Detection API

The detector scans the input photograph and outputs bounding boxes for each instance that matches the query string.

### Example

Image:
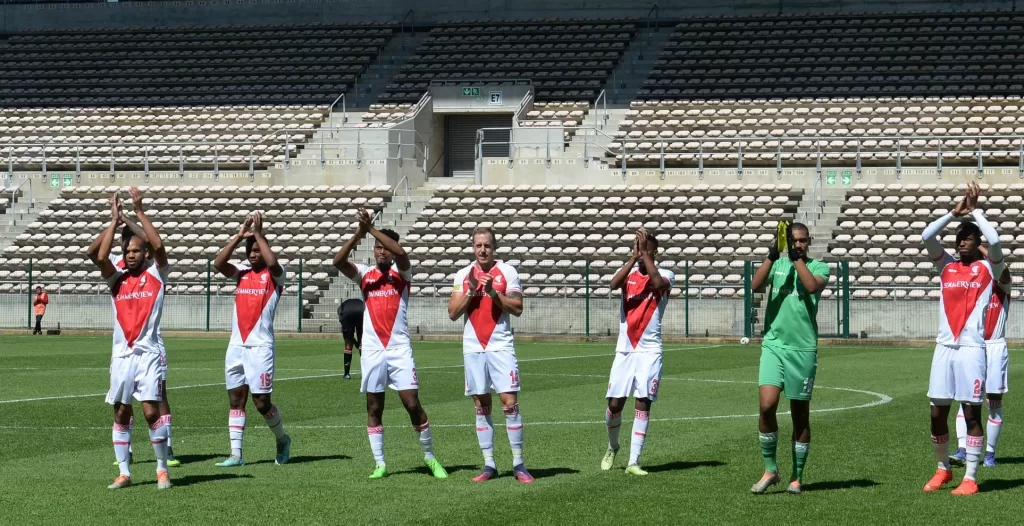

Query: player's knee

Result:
[252,394,272,413]
[607,397,626,414]
[140,403,161,424]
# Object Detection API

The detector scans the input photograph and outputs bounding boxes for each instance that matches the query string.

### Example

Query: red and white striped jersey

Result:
[351,263,412,351]
[616,267,675,353]
[453,262,522,353]
[106,263,170,358]
[984,280,1011,343]
[229,263,286,347]
[935,253,998,347]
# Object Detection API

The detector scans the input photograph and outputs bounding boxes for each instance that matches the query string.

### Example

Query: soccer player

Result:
[333,209,447,479]
[32,286,48,334]
[88,188,173,490]
[447,227,532,483]
[601,229,674,476]
[749,221,830,494]
[89,204,180,468]
[920,182,1004,496]
[212,211,292,467]
[338,297,365,379]
[952,242,1010,468]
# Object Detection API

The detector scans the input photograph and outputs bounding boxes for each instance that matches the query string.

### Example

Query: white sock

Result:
[606,409,622,451]
[113,422,132,477]
[987,399,1003,454]
[932,433,950,470]
[955,405,967,449]
[504,404,524,467]
[414,421,435,461]
[475,406,496,469]
[368,425,385,466]
[263,405,287,442]
[965,434,983,481]
[629,410,650,466]
[165,414,173,454]
[149,415,170,473]
[229,409,246,458]
[128,415,134,456]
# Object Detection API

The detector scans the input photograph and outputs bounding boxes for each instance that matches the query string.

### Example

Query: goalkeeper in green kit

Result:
[749,221,830,494]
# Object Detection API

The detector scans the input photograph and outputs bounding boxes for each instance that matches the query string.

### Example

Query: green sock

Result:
[759,432,778,473]
[792,442,810,482]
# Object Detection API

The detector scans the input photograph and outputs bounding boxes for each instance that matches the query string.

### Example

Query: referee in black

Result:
[338,298,364,379]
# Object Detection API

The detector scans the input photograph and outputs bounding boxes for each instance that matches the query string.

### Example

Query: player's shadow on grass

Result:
[174,473,254,487]
[801,479,879,492]
[136,453,221,465]
[979,478,1024,492]
[992,456,1024,465]
[249,454,353,466]
[392,464,478,477]
[522,467,579,479]
[644,460,726,473]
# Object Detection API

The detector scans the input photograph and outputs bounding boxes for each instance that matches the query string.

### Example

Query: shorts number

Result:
[412,368,419,385]
[260,372,273,389]
[510,370,520,387]
[650,378,659,395]
[974,379,982,397]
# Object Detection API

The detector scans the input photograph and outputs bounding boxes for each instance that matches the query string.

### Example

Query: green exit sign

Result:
[825,170,837,186]
[841,170,852,185]
[462,87,481,97]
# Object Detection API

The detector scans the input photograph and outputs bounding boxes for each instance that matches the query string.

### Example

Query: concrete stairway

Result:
[797,186,846,260]
[0,195,47,255]
[350,31,431,110]
[606,27,676,106]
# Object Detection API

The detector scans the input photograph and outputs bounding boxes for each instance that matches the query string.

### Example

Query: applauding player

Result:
[749,222,830,494]
[601,229,673,475]
[333,209,448,479]
[88,188,173,490]
[448,227,532,483]
[212,212,292,467]
[921,183,1004,495]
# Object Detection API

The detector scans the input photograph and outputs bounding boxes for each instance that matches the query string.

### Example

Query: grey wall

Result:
[1,0,1020,33]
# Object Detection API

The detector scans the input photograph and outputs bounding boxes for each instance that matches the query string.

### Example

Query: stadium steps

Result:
[352,31,431,110]
[0,197,46,254]
[799,188,845,260]
[606,27,676,105]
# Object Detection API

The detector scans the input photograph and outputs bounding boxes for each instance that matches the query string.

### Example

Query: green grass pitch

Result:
[0,335,1021,525]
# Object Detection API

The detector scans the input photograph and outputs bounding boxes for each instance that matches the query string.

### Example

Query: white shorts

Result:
[106,349,166,405]
[464,350,520,396]
[928,343,986,404]
[360,347,419,393]
[225,344,275,394]
[985,341,1010,394]
[606,352,663,402]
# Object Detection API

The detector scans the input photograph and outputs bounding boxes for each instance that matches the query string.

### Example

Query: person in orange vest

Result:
[33,286,49,335]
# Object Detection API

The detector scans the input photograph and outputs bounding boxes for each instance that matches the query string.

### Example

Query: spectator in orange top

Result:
[33,286,49,335]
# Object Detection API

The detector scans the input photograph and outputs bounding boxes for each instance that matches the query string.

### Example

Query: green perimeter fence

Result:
[3,259,1021,340]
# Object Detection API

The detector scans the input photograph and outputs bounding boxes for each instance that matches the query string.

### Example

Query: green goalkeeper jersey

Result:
[762,258,831,352]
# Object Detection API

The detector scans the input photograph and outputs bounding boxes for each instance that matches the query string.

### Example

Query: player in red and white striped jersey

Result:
[448,227,533,483]
[601,229,674,476]
[88,188,173,490]
[921,182,1005,495]
[212,211,292,467]
[89,212,181,468]
[952,242,1011,467]
[333,209,448,480]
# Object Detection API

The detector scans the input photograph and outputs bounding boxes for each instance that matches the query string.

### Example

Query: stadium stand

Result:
[0,185,391,304]
[825,182,1024,300]
[400,183,800,298]
[616,12,1024,166]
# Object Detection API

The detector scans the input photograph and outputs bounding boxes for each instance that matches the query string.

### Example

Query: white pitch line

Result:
[0,345,724,404]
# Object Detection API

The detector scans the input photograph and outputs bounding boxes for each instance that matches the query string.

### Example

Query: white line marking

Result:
[0,345,724,404]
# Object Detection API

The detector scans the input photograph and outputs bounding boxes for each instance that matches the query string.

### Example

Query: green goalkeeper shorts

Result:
[758,343,818,401]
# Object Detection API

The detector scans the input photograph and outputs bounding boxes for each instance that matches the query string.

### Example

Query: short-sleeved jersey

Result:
[230,263,286,347]
[348,263,412,351]
[933,253,997,347]
[983,280,1011,343]
[762,258,831,352]
[106,263,170,358]
[453,262,522,353]
[616,267,675,353]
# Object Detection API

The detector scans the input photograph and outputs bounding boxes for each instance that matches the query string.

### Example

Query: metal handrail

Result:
[513,91,534,124]
[391,175,410,224]
[646,4,660,41]
[327,92,347,134]
[399,9,415,51]
[6,177,32,218]
[593,89,609,130]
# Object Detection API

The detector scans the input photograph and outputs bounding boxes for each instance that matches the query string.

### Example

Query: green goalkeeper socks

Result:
[759,432,778,473]
[792,442,809,482]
